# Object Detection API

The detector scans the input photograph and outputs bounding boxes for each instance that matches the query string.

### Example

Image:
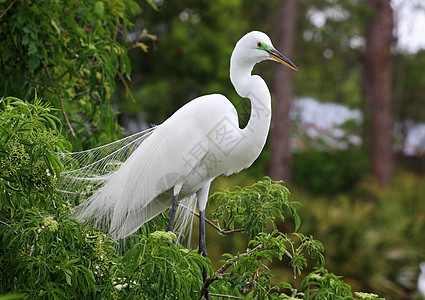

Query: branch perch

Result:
[178,203,244,235]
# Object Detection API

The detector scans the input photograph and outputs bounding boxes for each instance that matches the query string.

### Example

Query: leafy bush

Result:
[0,96,109,298]
[0,0,149,147]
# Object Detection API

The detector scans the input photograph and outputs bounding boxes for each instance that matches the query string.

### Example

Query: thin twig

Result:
[0,0,18,19]
[210,294,246,300]
[0,220,18,235]
[23,75,56,94]
[41,60,75,136]
[194,292,246,300]
[284,249,297,279]
[199,241,297,298]
[113,23,118,41]
[72,89,91,98]
[51,198,57,209]
[57,94,75,136]
[117,70,136,102]
[243,262,261,293]
[178,203,244,235]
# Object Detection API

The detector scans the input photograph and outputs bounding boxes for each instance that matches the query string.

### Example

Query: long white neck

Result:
[230,50,272,162]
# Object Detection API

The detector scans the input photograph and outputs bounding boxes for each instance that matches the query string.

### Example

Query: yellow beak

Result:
[267,49,298,71]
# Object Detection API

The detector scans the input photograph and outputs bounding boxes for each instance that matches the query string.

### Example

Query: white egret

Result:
[59,31,297,297]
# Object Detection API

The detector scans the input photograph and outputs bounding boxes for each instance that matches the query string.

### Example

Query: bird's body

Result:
[59,31,297,297]
[94,93,253,239]
[77,87,269,239]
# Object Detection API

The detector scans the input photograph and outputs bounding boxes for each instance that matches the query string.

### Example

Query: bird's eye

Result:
[257,42,262,48]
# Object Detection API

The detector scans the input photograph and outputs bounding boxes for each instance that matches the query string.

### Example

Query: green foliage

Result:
[302,267,353,299]
[0,96,113,299]
[0,0,145,147]
[211,231,323,298]
[108,231,208,299]
[301,268,385,300]
[0,96,69,204]
[211,178,301,238]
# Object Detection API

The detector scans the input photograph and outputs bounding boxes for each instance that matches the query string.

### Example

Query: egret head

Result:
[233,31,298,71]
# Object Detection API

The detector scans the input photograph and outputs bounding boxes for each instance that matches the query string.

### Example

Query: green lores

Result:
[256,41,273,51]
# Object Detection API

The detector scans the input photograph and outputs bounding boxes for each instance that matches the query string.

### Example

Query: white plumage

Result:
[58,31,298,244]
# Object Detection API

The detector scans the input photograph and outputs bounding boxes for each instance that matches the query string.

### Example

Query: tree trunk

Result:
[268,0,297,182]
[363,0,394,187]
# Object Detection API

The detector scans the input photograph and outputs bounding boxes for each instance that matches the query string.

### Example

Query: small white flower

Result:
[115,283,128,291]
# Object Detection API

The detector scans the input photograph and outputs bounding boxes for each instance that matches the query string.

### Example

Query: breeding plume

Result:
[58,31,297,297]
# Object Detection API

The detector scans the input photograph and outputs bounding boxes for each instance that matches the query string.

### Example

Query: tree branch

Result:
[178,203,244,235]
[0,220,18,235]
[0,0,18,20]
[199,244,264,299]
[117,70,136,102]
[195,292,246,300]
[198,241,297,299]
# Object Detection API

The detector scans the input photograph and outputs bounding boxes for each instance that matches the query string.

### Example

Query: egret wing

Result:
[68,123,207,239]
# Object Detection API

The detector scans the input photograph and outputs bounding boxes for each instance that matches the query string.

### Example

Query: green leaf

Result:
[94,1,104,16]
[50,19,61,35]
[28,42,37,55]
[28,56,40,71]
[145,0,159,11]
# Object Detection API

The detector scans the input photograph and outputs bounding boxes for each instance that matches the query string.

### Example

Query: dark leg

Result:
[166,192,179,232]
[199,210,210,300]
